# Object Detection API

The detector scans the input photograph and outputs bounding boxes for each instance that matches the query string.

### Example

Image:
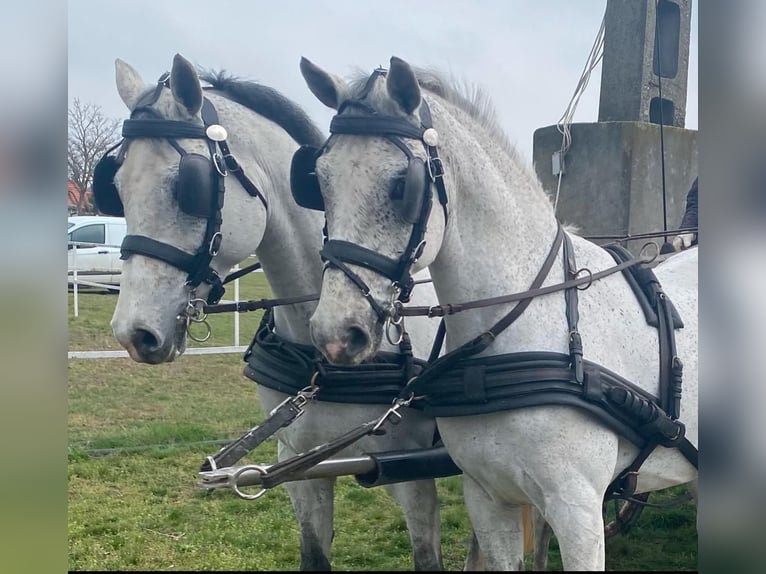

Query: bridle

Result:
[107,72,268,306]
[314,69,449,331]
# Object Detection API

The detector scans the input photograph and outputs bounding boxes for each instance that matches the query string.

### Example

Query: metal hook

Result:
[372,403,404,434]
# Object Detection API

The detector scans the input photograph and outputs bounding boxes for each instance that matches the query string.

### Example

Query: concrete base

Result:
[533,121,697,254]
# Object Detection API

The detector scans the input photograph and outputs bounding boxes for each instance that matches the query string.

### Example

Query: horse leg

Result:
[463,507,550,571]
[541,483,606,571]
[463,474,525,570]
[383,479,444,570]
[464,529,485,571]
[280,442,335,571]
[532,507,554,571]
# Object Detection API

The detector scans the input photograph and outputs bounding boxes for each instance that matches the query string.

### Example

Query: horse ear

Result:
[300,57,346,110]
[115,59,146,111]
[170,53,203,116]
[387,56,421,115]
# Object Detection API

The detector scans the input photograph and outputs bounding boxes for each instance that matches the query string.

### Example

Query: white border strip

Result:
[68,346,248,360]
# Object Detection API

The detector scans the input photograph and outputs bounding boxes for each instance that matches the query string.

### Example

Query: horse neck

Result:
[426,96,563,348]
[257,197,325,346]
[213,93,325,345]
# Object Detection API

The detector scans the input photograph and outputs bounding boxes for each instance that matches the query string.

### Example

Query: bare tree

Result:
[68,99,121,215]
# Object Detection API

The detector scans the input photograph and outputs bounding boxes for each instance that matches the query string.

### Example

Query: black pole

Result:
[656,0,669,247]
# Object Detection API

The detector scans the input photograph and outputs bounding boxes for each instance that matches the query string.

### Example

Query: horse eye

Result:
[389,175,406,200]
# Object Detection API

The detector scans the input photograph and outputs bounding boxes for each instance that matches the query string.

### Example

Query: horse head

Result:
[299,56,447,364]
[107,54,271,363]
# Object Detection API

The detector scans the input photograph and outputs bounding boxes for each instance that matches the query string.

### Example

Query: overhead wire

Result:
[553,9,606,215]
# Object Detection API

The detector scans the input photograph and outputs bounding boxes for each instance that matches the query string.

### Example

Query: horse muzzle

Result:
[309,318,376,365]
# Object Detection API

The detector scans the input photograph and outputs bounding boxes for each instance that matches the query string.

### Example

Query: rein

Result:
[221,260,262,284]
[201,293,319,315]
[395,244,646,319]
[584,226,699,243]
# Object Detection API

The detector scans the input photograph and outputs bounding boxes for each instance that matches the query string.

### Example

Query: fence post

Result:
[233,264,240,347]
[72,244,79,318]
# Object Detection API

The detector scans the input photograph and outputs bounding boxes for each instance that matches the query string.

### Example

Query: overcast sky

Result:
[68,0,697,163]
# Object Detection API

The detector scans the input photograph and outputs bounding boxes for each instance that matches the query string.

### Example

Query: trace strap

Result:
[200,389,315,472]
[250,400,408,491]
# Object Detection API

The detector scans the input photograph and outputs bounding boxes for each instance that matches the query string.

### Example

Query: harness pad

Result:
[243,314,427,406]
[603,244,684,329]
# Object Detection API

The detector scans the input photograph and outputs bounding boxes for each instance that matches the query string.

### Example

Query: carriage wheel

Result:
[603,493,650,538]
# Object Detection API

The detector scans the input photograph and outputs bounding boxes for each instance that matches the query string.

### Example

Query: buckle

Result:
[223,154,241,172]
[213,153,227,177]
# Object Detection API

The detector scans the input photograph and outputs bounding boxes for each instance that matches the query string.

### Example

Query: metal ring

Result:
[187,319,212,343]
[385,318,404,346]
[186,298,208,322]
[213,153,228,177]
[639,241,660,264]
[388,310,404,326]
[229,465,269,501]
[575,267,593,291]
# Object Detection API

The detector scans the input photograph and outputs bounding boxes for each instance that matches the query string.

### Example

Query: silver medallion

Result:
[206,124,228,142]
[422,128,439,147]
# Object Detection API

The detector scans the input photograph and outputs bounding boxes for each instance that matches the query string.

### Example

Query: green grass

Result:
[68,269,697,570]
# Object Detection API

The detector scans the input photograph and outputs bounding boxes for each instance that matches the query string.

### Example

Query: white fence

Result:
[69,241,258,356]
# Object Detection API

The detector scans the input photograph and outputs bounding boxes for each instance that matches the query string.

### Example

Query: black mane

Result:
[199,70,324,148]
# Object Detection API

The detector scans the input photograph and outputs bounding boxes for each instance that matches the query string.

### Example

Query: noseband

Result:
[101,72,267,305]
[315,69,449,323]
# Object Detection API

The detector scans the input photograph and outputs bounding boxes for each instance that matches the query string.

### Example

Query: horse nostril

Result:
[131,328,160,353]
[346,325,369,356]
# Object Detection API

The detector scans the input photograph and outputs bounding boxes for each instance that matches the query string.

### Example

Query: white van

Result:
[68,215,127,288]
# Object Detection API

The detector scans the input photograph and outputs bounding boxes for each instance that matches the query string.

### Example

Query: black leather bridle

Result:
[315,69,448,323]
[114,72,267,305]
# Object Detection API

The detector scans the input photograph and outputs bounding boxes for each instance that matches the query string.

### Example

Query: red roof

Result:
[68,181,92,207]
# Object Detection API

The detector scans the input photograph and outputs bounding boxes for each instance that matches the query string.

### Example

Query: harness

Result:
[199,305,431,474]
[272,67,698,500]
[242,308,426,405]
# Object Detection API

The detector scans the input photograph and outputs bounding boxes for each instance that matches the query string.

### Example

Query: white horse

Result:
[300,56,698,571]
[105,53,447,570]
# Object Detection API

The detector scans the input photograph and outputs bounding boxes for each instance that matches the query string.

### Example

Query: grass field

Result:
[68,268,697,570]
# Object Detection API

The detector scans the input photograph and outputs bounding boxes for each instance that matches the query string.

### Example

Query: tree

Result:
[68,99,121,215]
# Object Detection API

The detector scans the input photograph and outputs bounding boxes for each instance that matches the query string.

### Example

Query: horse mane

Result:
[199,70,325,148]
[347,66,527,167]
